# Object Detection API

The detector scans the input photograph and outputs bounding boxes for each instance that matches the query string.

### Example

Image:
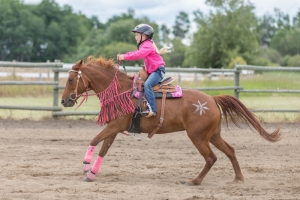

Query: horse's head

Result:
[61,59,89,107]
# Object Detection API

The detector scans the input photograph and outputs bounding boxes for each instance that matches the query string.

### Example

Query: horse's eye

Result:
[69,78,73,83]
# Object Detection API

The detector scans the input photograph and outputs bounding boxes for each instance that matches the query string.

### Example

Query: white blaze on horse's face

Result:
[61,71,79,107]
[193,101,209,115]
[61,60,86,107]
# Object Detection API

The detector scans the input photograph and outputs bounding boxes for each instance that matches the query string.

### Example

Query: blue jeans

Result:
[144,67,165,112]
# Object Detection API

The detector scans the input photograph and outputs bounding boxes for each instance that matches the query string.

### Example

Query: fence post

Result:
[52,67,60,119]
[234,64,240,99]
[178,73,181,84]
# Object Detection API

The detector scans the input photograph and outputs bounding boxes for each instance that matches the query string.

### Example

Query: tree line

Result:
[1,0,300,68]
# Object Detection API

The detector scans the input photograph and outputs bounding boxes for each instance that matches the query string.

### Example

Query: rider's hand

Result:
[117,54,124,61]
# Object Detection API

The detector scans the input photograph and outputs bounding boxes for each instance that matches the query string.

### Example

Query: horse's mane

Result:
[85,56,115,70]
[84,55,134,79]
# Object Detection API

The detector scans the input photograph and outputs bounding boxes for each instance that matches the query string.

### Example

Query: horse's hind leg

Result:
[84,135,117,182]
[186,131,218,186]
[210,128,245,183]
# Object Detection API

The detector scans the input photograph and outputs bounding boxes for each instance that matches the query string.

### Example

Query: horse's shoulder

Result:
[127,74,134,80]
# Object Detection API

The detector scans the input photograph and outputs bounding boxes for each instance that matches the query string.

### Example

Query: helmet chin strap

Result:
[137,34,149,49]
[137,34,143,49]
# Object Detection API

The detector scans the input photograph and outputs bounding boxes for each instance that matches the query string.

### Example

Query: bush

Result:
[285,54,300,67]
[263,48,282,65]
[228,56,247,68]
[282,55,291,66]
[251,57,271,66]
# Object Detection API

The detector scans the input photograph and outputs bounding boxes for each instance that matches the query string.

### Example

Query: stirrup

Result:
[146,111,156,118]
[142,110,156,117]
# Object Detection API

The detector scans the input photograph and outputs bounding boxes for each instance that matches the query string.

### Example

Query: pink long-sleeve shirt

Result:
[123,40,165,75]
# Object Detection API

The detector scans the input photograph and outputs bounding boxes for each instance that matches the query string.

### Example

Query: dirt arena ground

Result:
[0,119,299,200]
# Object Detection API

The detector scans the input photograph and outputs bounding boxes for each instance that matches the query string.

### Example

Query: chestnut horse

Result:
[61,56,281,185]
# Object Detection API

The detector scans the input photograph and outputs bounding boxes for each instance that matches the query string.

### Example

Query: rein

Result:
[116,54,127,74]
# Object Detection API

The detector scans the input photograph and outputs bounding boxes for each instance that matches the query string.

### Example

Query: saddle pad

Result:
[133,85,183,99]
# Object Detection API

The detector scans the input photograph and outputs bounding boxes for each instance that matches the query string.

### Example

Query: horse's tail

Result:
[213,95,281,142]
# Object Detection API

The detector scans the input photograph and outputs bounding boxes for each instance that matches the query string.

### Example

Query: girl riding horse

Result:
[117,24,170,117]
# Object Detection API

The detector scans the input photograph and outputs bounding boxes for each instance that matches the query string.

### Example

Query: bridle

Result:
[68,69,89,102]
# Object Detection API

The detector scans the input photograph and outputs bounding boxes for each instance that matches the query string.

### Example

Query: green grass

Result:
[239,96,300,123]
[0,85,53,97]
[0,96,101,120]
[240,95,300,109]
[0,97,53,106]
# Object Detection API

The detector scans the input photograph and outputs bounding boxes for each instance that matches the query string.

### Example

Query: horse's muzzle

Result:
[61,98,75,107]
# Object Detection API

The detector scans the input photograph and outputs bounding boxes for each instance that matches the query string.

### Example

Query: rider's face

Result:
[135,33,147,44]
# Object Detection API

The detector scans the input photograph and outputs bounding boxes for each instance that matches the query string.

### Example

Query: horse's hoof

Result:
[184,182,193,186]
[232,178,244,183]
[184,181,197,186]
[183,180,201,186]
[84,171,96,182]
[84,177,94,182]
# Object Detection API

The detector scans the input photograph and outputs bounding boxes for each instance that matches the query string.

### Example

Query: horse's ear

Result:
[72,59,83,70]
[77,59,83,65]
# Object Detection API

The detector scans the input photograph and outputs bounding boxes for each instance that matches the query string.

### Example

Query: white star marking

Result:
[193,101,209,115]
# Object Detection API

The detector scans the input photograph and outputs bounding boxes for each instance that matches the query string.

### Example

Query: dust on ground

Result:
[0,119,299,200]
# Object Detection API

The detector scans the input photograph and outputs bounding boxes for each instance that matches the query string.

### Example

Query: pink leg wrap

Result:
[84,145,96,163]
[82,162,92,172]
[91,156,104,174]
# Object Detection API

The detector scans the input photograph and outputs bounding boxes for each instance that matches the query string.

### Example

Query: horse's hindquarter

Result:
[140,89,221,134]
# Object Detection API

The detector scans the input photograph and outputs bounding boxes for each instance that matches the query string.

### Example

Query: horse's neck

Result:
[114,71,134,93]
[86,67,132,94]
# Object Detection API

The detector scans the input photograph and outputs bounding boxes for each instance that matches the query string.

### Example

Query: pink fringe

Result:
[74,70,135,126]
[96,71,135,126]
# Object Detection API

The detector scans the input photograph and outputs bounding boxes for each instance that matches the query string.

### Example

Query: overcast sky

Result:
[23,0,300,29]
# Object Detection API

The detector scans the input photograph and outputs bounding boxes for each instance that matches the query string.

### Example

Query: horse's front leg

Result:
[82,135,117,173]
[83,126,119,182]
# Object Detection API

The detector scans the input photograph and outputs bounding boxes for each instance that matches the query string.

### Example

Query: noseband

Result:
[68,69,89,102]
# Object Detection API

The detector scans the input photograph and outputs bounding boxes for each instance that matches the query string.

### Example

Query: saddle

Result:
[128,67,179,139]
[136,66,176,93]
